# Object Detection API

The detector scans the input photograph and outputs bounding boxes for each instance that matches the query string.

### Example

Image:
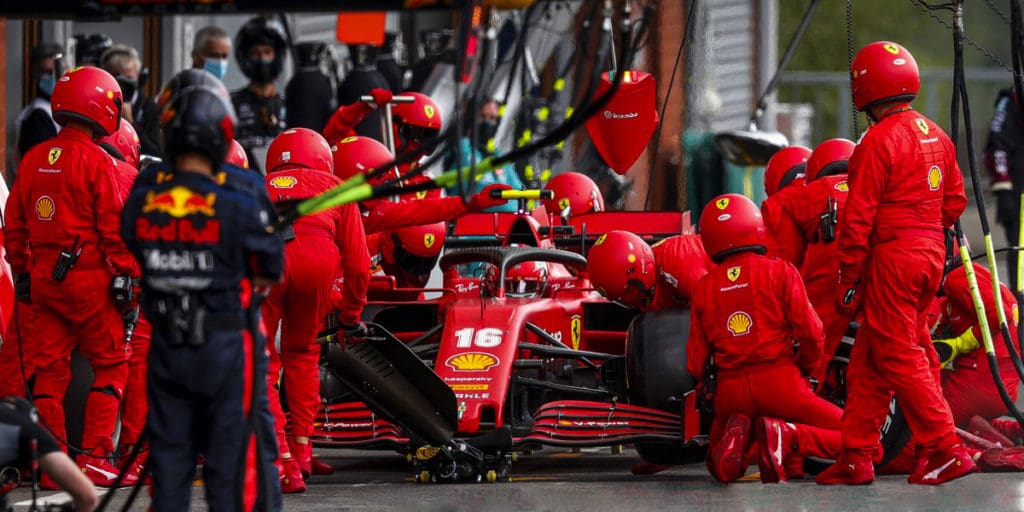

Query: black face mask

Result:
[116,76,138,103]
[474,121,498,154]
[251,59,278,84]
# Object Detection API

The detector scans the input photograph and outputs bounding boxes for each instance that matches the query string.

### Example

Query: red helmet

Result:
[806,138,856,182]
[381,222,446,276]
[699,194,767,263]
[331,136,395,183]
[543,172,605,219]
[586,230,656,307]
[392,92,442,150]
[503,261,550,298]
[851,41,920,112]
[266,128,334,173]
[99,120,141,169]
[51,66,123,136]
[226,139,250,169]
[764,146,811,196]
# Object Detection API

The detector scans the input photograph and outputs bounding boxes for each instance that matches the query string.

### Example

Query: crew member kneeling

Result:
[688,194,843,483]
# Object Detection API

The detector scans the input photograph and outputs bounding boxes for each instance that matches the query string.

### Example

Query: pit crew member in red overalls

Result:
[763,138,857,383]
[586,230,710,311]
[933,263,1020,427]
[688,194,843,483]
[817,41,974,486]
[760,145,811,262]
[331,136,508,291]
[99,120,154,481]
[261,128,369,492]
[5,66,140,487]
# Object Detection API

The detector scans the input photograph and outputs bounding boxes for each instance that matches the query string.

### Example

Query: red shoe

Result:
[289,441,312,480]
[908,444,978,485]
[968,416,1014,447]
[311,456,335,476]
[708,413,751,483]
[815,452,874,485]
[979,446,1024,472]
[75,454,121,487]
[754,417,798,483]
[991,418,1024,443]
[631,462,671,475]
[278,458,306,494]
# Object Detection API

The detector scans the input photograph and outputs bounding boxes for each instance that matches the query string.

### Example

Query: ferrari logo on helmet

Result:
[916,118,930,135]
[928,165,942,191]
[416,190,428,200]
[1014,303,1020,324]
[424,233,436,249]
[341,136,358,144]
[269,176,298,189]
[627,253,636,263]
[715,197,729,210]
[424,105,436,119]
[835,181,849,192]
[727,266,741,282]
[558,198,571,212]
[595,234,607,246]
[884,43,900,55]
[727,311,753,336]
[48,148,62,165]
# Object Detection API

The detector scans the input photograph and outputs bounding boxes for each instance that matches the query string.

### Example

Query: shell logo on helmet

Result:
[35,196,56,221]
[727,266,741,282]
[727,312,753,336]
[424,233,436,249]
[627,253,636,263]
[715,197,730,210]
[928,166,942,191]
[48,148,62,165]
[269,176,298,189]
[916,118,930,135]
[446,353,499,372]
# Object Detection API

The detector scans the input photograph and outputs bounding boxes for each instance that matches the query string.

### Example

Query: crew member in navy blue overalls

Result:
[121,85,284,511]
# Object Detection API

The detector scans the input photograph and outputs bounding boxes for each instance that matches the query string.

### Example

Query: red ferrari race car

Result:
[310,208,710,482]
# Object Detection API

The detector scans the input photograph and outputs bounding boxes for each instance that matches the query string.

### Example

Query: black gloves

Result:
[14,274,30,304]
[339,322,369,340]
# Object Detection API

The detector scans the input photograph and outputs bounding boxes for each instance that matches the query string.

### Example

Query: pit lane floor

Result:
[9,446,1024,511]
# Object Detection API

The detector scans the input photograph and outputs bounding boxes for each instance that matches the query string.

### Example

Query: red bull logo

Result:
[142,186,217,218]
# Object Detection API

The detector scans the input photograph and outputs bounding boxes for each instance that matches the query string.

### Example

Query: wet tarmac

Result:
[9,446,1024,511]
